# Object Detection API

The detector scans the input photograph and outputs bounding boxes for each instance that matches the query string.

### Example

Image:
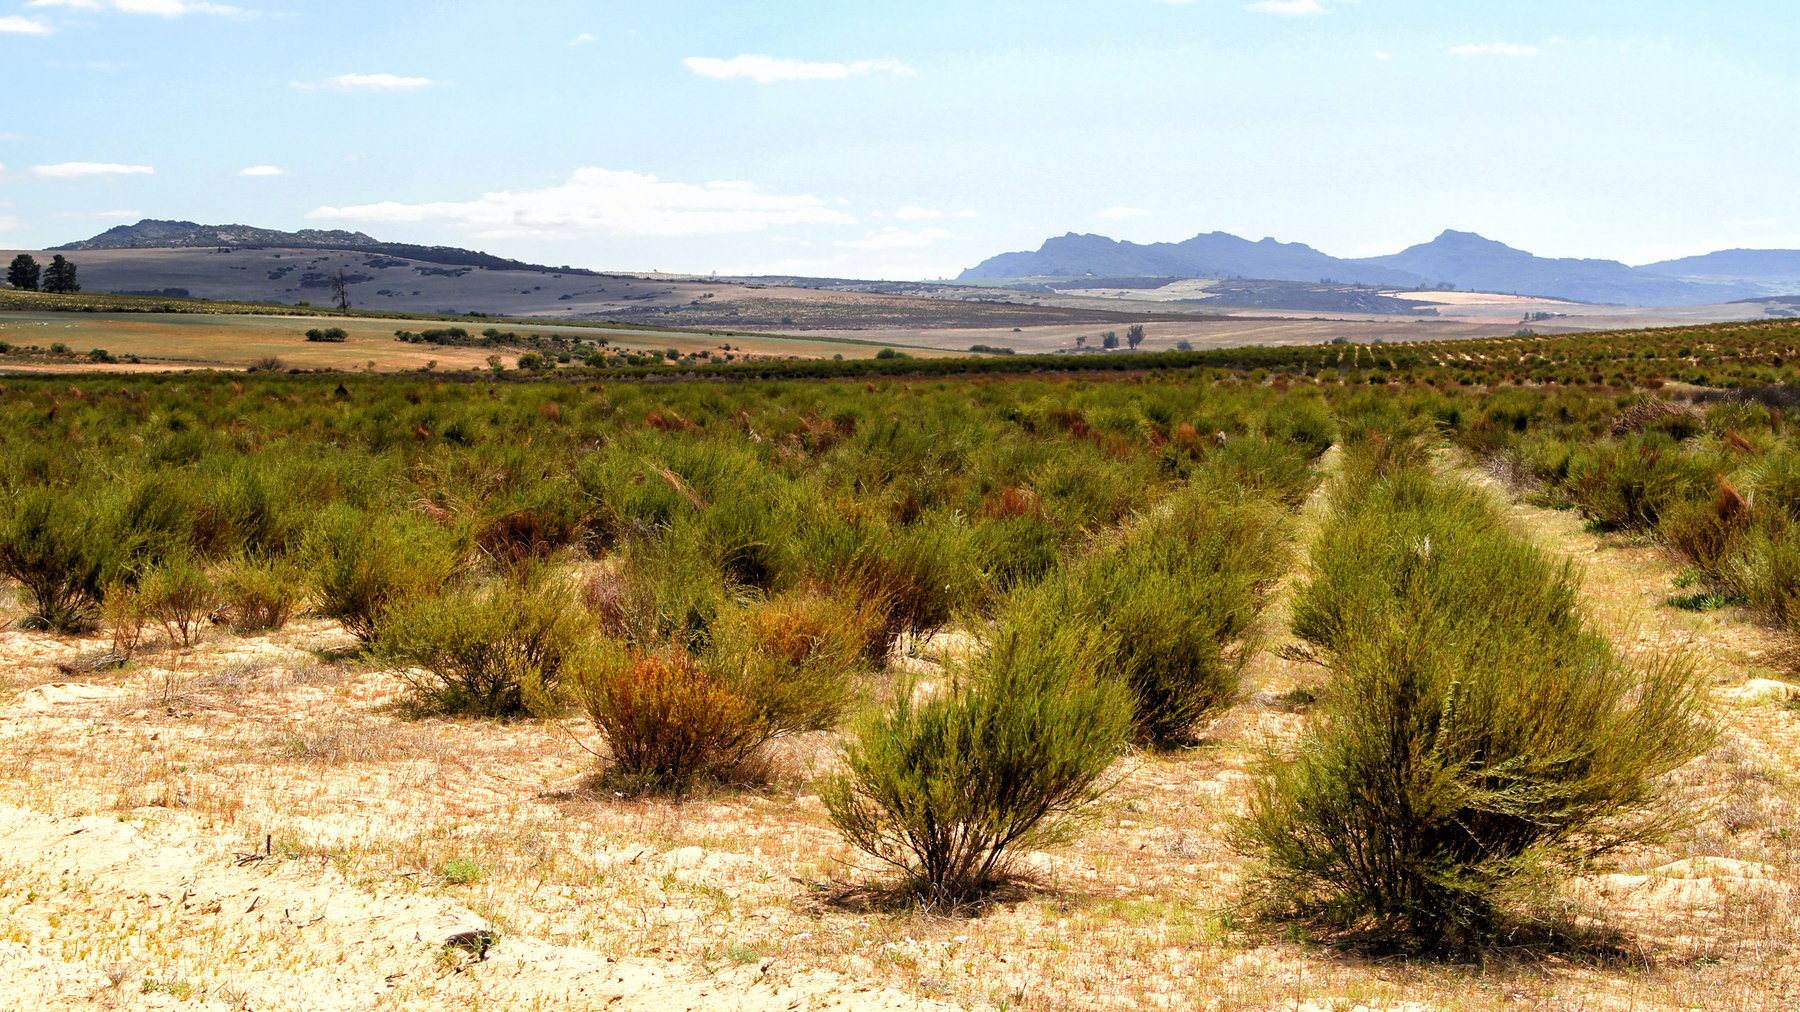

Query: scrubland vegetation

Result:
[1,321,1798,1007]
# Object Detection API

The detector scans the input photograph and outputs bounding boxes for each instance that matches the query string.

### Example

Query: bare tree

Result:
[330,269,352,312]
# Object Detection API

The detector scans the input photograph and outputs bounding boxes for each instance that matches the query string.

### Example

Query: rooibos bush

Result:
[379,572,591,717]
[577,647,763,792]
[822,618,1133,907]
[0,486,117,631]
[306,505,457,641]
[1244,461,1713,946]
[139,552,220,648]
[1018,479,1290,746]
[576,591,872,792]
[217,555,304,633]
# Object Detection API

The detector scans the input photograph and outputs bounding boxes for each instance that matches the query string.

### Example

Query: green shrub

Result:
[139,553,220,648]
[102,582,148,658]
[708,590,874,735]
[1022,481,1290,746]
[379,573,591,717]
[822,620,1133,907]
[1730,521,1800,629]
[970,513,1063,592]
[1749,449,1800,520]
[1657,492,1749,584]
[850,512,983,655]
[217,555,304,634]
[1562,436,1721,533]
[1246,463,1714,946]
[0,486,117,631]
[441,857,481,884]
[306,505,457,641]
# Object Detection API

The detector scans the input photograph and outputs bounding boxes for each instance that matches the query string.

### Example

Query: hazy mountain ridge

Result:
[962,228,1775,306]
[1642,249,1800,283]
[51,219,599,277]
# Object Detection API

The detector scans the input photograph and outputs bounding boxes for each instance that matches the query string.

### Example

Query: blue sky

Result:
[1,0,1795,278]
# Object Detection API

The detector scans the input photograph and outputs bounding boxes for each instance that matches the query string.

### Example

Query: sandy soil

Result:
[0,466,1795,1010]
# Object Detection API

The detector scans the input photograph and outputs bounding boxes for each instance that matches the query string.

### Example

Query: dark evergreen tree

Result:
[5,253,39,291]
[41,255,79,294]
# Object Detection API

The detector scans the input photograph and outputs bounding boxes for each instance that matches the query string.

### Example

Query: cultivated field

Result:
[0,307,944,374]
[0,326,1797,1009]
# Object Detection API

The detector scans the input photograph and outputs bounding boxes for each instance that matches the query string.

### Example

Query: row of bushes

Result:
[1482,395,1800,631]
[1242,443,1713,945]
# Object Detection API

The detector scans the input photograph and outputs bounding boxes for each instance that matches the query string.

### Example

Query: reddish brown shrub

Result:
[579,650,765,792]
[979,486,1041,520]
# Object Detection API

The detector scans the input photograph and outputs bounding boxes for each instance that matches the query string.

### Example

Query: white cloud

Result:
[306,72,436,90]
[1450,42,1542,57]
[0,216,23,232]
[1374,51,1392,61]
[307,167,859,240]
[239,164,286,177]
[570,32,594,46]
[0,15,52,33]
[31,162,155,178]
[1097,206,1150,219]
[57,208,139,219]
[836,227,959,251]
[683,55,914,83]
[28,0,240,15]
[893,206,943,220]
[1245,0,1331,17]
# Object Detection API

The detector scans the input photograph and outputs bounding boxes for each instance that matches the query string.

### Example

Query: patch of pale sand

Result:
[1726,678,1800,705]
[1392,291,1582,306]
[0,803,951,1011]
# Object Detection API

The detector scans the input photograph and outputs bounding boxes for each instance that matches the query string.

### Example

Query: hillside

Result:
[1642,248,1800,285]
[962,227,1766,306]
[50,219,600,277]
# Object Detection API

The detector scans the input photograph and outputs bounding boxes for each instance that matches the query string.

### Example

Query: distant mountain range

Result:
[961,229,1800,306]
[52,219,597,277]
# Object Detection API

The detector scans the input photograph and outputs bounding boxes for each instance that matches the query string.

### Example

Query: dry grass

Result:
[0,474,1794,1009]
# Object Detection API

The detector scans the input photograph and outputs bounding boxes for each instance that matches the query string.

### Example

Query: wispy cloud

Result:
[28,0,241,16]
[1449,42,1541,57]
[239,164,286,177]
[307,167,859,239]
[683,55,914,83]
[295,73,436,92]
[0,14,52,33]
[31,162,155,178]
[569,32,594,46]
[57,208,140,219]
[836,227,959,251]
[1097,206,1150,219]
[1244,0,1334,17]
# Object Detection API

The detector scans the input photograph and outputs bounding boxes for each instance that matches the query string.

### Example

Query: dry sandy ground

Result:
[0,468,1796,1010]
